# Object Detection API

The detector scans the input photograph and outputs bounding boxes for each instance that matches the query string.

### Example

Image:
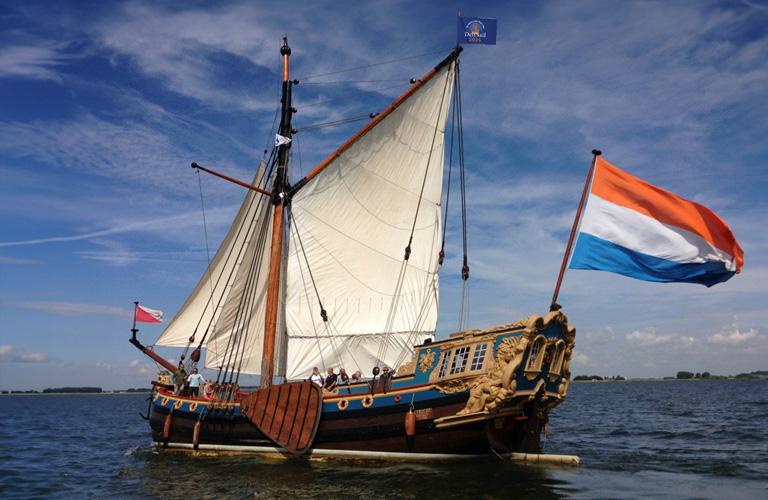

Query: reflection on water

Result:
[1,380,766,499]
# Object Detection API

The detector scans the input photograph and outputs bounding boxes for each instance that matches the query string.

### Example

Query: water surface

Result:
[1,380,766,498]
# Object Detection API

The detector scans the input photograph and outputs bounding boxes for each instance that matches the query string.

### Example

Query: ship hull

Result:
[145,312,575,460]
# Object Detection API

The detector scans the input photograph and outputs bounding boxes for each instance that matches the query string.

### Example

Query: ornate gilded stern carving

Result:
[456,311,575,416]
[456,335,529,415]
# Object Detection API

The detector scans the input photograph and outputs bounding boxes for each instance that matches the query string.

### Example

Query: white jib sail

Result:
[204,200,274,375]
[284,62,455,379]
[155,162,267,348]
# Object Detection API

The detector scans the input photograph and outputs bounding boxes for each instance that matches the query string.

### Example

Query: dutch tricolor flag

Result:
[569,157,744,287]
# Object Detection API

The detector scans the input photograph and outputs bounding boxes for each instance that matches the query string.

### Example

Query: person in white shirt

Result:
[309,366,324,387]
[187,367,206,398]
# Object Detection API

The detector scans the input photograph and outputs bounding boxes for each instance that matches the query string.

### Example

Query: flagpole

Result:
[131,301,139,338]
[549,149,601,312]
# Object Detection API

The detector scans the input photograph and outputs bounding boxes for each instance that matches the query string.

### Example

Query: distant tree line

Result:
[676,371,711,379]
[42,387,102,393]
[573,375,626,381]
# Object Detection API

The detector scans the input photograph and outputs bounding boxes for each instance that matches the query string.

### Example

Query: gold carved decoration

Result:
[457,335,530,415]
[419,351,436,373]
[396,357,416,376]
[435,378,471,394]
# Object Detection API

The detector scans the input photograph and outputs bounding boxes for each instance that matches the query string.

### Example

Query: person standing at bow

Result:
[172,362,187,395]
[186,367,206,398]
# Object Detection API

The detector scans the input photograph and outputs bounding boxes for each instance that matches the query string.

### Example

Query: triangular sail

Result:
[155,163,267,348]
[204,200,274,375]
[284,61,456,379]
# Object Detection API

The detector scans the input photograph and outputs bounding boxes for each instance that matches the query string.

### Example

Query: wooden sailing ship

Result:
[130,39,577,460]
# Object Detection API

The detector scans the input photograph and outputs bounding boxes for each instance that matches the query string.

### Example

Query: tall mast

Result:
[262,37,293,387]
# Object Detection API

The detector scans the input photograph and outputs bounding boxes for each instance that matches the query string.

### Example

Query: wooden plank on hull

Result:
[277,384,301,444]
[241,381,322,454]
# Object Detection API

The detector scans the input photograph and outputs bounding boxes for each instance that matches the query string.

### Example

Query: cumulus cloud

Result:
[0,344,47,363]
[625,328,695,347]
[571,351,592,367]
[128,359,153,375]
[626,328,673,346]
[708,326,760,344]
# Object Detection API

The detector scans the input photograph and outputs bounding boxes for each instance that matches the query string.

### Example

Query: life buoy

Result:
[337,399,349,411]
[362,395,374,408]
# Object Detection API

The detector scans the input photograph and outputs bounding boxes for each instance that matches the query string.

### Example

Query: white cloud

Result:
[626,328,675,346]
[11,301,131,318]
[0,344,47,363]
[571,351,592,368]
[0,44,68,81]
[708,326,760,344]
[128,359,153,375]
[0,255,39,265]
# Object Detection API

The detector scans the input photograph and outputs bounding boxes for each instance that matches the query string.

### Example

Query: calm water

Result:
[1,380,766,499]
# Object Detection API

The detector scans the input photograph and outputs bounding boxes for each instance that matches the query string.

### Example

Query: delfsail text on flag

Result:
[135,304,164,323]
[458,17,497,45]
[569,157,743,287]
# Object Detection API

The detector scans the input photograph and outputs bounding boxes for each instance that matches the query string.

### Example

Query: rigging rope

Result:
[456,62,471,331]
[301,49,445,80]
[300,79,405,85]
[296,82,408,110]
[294,113,377,133]
[189,152,277,356]
[439,88,458,266]
[179,169,216,362]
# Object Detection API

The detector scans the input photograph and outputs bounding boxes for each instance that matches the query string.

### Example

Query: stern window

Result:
[527,337,545,370]
[437,351,451,378]
[470,343,488,371]
[449,346,470,375]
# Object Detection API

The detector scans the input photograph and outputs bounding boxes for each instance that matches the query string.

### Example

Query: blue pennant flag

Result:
[458,16,497,45]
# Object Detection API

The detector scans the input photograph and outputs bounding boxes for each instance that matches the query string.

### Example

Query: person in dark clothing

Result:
[172,362,187,395]
[324,367,338,391]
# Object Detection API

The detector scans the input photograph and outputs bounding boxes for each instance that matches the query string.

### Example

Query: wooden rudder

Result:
[240,381,322,454]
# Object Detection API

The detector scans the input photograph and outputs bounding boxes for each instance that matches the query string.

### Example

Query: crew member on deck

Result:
[309,367,324,386]
[172,362,186,395]
[338,368,350,386]
[324,367,338,391]
[186,367,206,398]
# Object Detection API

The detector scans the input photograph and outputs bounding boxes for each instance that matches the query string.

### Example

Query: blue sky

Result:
[1,0,766,390]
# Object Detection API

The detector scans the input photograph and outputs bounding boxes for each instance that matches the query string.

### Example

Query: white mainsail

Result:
[284,62,456,379]
[155,163,267,349]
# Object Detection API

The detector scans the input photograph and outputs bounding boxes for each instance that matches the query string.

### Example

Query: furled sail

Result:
[155,163,267,349]
[284,61,456,379]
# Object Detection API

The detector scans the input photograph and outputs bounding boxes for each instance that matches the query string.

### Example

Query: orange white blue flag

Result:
[569,157,743,287]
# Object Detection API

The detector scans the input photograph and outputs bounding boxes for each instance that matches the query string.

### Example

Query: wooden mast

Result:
[261,37,294,388]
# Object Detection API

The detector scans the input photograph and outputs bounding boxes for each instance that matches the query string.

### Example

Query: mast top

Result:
[281,37,291,56]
